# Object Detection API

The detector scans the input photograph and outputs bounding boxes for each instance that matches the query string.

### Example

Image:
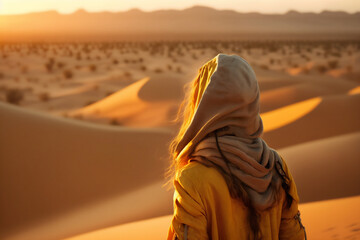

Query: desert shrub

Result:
[302,67,310,74]
[89,64,97,72]
[6,88,24,104]
[260,64,268,70]
[73,114,83,120]
[140,65,147,71]
[331,52,341,58]
[38,92,50,102]
[63,69,73,79]
[93,84,99,90]
[124,71,132,77]
[110,118,121,125]
[105,91,115,96]
[154,68,163,73]
[269,58,275,65]
[84,100,96,106]
[45,60,55,72]
[21,66,28,74]
[327,60,338,69]
[316,65,327,74]
[346,65,353,73]
[0,72,4,79]
[57,62,65,69]
[113,59,119,65]
[167,64,172,70]
[176,66,182,73]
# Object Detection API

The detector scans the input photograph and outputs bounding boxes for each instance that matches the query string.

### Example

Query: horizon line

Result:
[1,4,359,16]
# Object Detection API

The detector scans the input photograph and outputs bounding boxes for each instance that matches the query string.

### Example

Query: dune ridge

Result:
[72,77,184,127]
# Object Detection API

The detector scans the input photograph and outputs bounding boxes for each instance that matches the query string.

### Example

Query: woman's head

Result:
[166,53,262,181]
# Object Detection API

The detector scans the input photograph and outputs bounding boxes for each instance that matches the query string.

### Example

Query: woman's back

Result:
[167,156,306,240]
[166,54,306,239]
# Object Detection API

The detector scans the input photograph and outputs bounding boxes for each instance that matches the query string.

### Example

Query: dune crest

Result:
[72,77,183,127]
[261,97,322,132]
[263,94,360,148]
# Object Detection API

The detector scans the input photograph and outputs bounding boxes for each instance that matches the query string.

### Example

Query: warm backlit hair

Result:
[164,71,202,187]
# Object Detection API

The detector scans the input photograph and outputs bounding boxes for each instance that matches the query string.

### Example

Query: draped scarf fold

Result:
[190,126,283,210]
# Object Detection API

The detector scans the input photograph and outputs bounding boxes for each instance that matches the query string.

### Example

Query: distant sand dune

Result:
[262,97,322,132]
[263,94,360,148]
[260,79,357,112]
[73,77,184,127]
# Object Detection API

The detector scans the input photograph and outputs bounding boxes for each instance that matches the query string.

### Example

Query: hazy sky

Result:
[0,0,359,15]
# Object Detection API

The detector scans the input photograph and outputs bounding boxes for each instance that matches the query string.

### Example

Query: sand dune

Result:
[261,97,322,132]
[278,131,360,203]
[72,77,184,127]
[2,98,359,239]
[263,93,360,148]
[65,195,360,240]
[0,101,173,239]
[6,181,172,240]
[260,79,357,112]
[348,86,360,95]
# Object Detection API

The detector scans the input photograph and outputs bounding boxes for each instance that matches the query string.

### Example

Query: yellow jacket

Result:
[167,157,306,240]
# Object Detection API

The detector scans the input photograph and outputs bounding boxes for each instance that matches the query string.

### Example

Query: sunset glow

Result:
[0,0,359,15]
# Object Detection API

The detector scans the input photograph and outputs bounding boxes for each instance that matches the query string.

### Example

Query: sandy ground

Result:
[0,40,359,239]
[64,195,360,240]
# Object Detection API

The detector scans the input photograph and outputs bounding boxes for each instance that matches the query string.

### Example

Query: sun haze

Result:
[0,0,359,15]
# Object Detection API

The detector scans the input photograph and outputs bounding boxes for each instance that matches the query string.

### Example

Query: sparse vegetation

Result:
[38,92,50,102]
[6,88,24,105]
[89,64,97,72]
[0,40,357,126]
[154,67,163,73]
[316,65,328,74]
[260,64,269,70]
[63,69,73,79]
[327,60,338,69]
[110,118,121,125]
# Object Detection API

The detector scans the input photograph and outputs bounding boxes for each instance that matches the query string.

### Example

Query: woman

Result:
[166,54,306,240]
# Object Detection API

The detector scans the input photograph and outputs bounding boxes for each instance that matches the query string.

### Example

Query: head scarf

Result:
[175,53,283,210]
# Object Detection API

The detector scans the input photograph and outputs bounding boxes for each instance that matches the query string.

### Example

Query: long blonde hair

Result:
[164,71,202,189]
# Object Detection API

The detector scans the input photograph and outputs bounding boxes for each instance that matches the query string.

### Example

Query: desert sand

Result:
[64,195,360,240]
[0,39,359,240]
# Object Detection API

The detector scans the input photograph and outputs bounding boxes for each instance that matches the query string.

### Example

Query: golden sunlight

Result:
[261,97,322,132]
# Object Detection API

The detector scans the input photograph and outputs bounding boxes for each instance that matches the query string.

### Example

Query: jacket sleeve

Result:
[167,169,209,240]
[278,156,307,240]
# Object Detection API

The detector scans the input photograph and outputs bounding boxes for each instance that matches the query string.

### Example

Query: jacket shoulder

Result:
[178,160,227,190]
